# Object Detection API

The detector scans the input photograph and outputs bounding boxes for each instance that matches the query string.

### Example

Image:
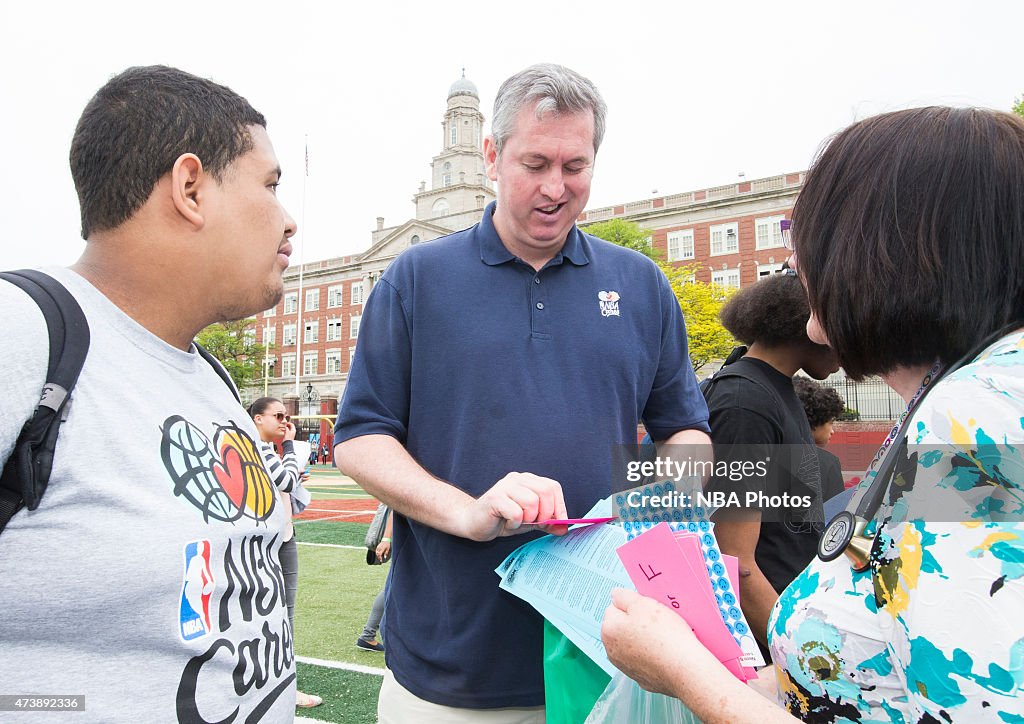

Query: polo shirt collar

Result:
[477,201,590,268]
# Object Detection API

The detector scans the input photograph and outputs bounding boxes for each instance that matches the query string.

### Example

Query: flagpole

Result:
[263,318,271,397]
[294,134,309,398]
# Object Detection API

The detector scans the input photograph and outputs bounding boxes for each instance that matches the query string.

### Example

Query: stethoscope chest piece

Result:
[818,511,873,571]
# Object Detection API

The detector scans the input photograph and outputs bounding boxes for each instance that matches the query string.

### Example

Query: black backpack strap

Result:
[0,270,90,533]
[196,343,241,403]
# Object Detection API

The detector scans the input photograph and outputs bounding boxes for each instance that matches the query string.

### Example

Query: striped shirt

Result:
[257,439,300,493]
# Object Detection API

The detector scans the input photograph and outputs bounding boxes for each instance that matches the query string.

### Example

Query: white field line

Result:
[305,483,364,488]
[297,654,386,676]
[296,541,363,550]
[294,512,373,524]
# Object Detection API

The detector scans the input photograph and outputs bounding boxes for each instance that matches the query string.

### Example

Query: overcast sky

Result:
[2,0,1021,269]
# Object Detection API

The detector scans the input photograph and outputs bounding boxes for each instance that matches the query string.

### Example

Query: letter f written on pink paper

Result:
[616,522,751,681]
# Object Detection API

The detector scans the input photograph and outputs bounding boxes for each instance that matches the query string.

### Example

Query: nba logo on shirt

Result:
[598,290,621,317]
[179,539,215,641]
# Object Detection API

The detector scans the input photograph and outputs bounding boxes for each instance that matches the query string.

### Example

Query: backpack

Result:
[697,345,783,405]
[0,269,239,536]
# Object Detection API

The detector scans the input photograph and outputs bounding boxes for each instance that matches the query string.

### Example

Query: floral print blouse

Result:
[768,331,1024,722]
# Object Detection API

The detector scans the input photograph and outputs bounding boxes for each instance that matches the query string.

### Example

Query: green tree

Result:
[582,218,659,260]
[584,218,735,372]
[195,318,269,390]
[1014,95,1024,120]
[662,263,737,372]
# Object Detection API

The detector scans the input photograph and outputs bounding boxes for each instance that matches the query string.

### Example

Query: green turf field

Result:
[293,468,387,723]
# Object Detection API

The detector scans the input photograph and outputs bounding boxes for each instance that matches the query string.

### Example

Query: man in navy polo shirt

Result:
[334,63,711,723]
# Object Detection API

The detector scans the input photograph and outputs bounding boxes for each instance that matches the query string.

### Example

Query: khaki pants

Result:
[378,670,546,724]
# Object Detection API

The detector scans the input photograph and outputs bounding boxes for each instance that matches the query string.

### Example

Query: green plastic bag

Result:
[543,620,611,724]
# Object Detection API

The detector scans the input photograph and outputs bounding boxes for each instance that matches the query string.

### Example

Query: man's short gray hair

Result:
[491,63,607,156]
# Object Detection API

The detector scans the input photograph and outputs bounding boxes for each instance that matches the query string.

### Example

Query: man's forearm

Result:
[334,434,475,538]
[334,434,569,542]
[737,561,778,651]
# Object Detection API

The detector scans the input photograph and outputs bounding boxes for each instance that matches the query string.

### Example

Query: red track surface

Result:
[295,497,380,524]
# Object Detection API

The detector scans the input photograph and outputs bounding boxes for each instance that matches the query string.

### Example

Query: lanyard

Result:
[817,323,1021,569]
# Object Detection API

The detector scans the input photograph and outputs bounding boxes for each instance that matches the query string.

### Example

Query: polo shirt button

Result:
[536,302,544,310]
[534,277,541,284]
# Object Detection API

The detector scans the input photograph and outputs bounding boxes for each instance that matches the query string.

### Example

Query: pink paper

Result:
[617,522,747,680]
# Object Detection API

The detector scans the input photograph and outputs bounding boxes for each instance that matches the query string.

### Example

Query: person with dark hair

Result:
[703,272,839,659]
[792,377,845,447]
[248,397,320,708]
[792,377,848,515]
[334,63,710,722]
[602,106,1024,722]
[0,66,299,718]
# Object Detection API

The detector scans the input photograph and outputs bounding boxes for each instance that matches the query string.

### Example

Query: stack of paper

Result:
[495,522,631,676]
[617,522,758,681]
[615,484,764,669]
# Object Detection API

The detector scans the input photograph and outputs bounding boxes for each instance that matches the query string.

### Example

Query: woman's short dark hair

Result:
[247,397,281,418]
[718,272,811,347]
[70,65,266,239]
[793,377,845,428]
[793,106,1024,378]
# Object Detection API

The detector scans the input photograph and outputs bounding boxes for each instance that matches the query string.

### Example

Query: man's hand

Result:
[375,538,392,563]
[458,472,570,542]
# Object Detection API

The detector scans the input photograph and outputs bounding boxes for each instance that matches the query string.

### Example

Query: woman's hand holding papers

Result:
[602,589,797,724]
[602,588,710,696]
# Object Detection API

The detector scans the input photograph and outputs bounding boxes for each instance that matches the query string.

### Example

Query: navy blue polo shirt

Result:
[335,202,708,709]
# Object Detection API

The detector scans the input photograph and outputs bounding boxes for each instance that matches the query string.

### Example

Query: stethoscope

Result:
[817,322,1022,570]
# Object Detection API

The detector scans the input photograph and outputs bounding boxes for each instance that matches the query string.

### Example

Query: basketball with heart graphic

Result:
[160,416,276,523]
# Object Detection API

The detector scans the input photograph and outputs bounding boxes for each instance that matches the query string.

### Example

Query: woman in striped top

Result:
[249,396,322,709]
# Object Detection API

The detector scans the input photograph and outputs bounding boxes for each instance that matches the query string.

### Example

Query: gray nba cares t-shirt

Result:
[0,268,295,722]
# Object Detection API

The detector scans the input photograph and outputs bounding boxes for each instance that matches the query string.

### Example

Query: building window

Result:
[304,321,319,344]
[450,124,457,145]
[755,215,785,250]
[711,269,741,289]
[432,198,449,216]
[282,324,296,346]
[710,223,739,256]
[326,350,342,374]
[349,348,357,367]
[757,262,785,278]
[350,315,361,339]
[305,289,320,311]
[283,293,298,314]
[264,325,276,347]
[281,355,296,377]
[443,162,452,187]
[327,318,342,341]
[351,282,364,306]
[264,357,276,378]
[264,306,276,318]
[410,234,421,245]
[303,353,318,376]
[667,229,695,262]
[327,285,343,308]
